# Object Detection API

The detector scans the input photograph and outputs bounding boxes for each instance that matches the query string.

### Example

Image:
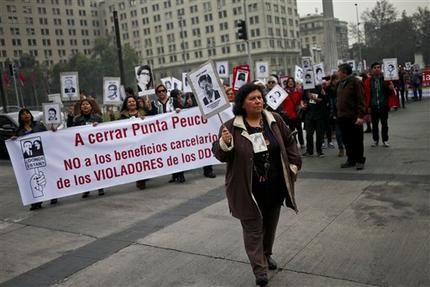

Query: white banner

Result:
[7,107,234,205]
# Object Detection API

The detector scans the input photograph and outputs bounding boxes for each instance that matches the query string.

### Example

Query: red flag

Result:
[18,71,26,86]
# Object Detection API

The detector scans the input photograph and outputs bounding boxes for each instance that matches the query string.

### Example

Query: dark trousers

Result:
[338,118,365,164]
[287,117,304,146]
[413,85,422,100]
[398,87,406,108]
[240,205,281,276]
[335,122,344,149]
[305,118,324,154]
[371,106,389,143]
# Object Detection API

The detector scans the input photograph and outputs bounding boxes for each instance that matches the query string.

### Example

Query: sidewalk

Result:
[0,99,429,287]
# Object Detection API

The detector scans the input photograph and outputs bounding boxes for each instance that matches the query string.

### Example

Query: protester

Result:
[364,62,394,147]
[225,86,235,103]
[118,95,148,190]
[321,80,335,149]
[336,63,366,170]
[265,76,278,94]
[281,77,305,148]
[13,108,58,210]
[411,67,423,101]
[147,85,186,183]
[212,83,301,287]
[301,86,327,157]
[69,99,105,197]
[326,75,345,157]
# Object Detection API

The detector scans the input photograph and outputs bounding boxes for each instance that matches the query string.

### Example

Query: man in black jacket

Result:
[336,63,366,170]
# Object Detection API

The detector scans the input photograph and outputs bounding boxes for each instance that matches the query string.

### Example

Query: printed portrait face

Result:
[198,74,213,94]
[108,84,117,97]
[138,68,151,85]
[64,79,73,89]
[259,65,266,73]
[48,108,56,119]
[238,73,246,81]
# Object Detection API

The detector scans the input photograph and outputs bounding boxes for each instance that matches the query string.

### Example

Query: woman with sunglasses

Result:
[146,84,186,183]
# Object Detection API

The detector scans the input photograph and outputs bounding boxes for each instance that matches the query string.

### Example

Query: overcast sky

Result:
[297,0,429,24]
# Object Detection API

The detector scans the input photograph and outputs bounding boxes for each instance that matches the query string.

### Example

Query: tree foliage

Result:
[358,1,429,66]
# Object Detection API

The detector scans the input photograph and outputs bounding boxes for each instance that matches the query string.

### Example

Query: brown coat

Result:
[212,110,302,220]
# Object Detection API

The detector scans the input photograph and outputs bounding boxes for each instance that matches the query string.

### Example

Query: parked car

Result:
[0,110,44,159]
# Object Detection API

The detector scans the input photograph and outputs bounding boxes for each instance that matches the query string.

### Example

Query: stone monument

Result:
[322,0,339,73]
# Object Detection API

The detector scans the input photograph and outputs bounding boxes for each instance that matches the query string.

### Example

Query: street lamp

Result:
[355,3,363,71]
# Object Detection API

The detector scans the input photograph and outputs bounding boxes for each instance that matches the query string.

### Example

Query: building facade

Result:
[299,13,349,63]
[0,0,101,67]
[99,0,302,80]
[1,0,301,82]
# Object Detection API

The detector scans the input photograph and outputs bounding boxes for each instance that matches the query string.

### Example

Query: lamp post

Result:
[355,3,363,71]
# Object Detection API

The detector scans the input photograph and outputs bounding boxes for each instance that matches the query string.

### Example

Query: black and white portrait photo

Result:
[303,69,316,90]
[302,57,312,69]
[172,77,182,91]
[21,137,45,159]
[265,84,288,110]
[256,61,269,79]
[233,70,249,91]
[60,72,79,101]
[43,103,62,125]
[383,58,399,80]
[216,61,229,78]
[182,73,192,93]
[313,63,325,85]
[187,60,230,118]
[103,77,122,104]
[295,65,304,83]
[135,65,155,95]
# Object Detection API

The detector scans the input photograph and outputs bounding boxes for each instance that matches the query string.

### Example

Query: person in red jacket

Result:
[282,77,305,148]
[363,62,397,147]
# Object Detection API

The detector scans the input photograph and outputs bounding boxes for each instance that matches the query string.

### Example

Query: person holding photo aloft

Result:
[212,83,301,287]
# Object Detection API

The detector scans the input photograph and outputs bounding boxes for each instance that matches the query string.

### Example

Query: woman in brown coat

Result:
[212,83,301,286]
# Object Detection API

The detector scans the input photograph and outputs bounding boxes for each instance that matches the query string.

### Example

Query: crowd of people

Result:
[9,61,425,286]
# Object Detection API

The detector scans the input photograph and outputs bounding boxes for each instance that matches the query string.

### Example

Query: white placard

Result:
[60,72,79,101]
[182,73,192,93]
[383,58,399,80]
[161,77,173,92]
[42,103,62,125]
[233,69,249,91]
[265,85,288,110]
[256,61,269,79]
[280,76,290,89]
[135,65,155,96]
[171,77,182,91]
[6,107,234,205]
[187,60,231,119]
[303,68,316,90]
[302,57,312,69]
[103,77,122,105]
[313,63,325,85]
[295,65,304,83]
[216,61,229,78]
[405,62,412,70]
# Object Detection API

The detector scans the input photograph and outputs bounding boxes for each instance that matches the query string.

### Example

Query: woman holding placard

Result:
[212,83,301,286]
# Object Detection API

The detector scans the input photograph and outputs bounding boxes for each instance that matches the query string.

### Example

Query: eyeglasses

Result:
[156,89,167,93]
[268,81,276,84]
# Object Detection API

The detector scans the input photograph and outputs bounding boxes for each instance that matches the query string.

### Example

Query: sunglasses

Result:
[268,81,276,84]
[156,89,167,93]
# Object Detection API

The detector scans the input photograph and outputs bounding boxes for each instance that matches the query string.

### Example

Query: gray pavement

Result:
[0,99,429,287]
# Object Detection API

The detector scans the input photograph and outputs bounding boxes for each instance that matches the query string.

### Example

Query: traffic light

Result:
[237,20,248,41]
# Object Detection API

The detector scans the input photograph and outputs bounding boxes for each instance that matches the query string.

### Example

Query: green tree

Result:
[412,7,430,65]
[362,0,398,45]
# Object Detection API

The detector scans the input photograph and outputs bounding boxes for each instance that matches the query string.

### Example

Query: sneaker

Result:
[356,162,365,170]
[302,152,313,157]
[328,142,335,149]
[371,141,378,147]
[203,171,216,178]
[98,189,105,196]
[341,161,355,168]
[82,192,89,198]
[382,141,390,147]
[317,152,325,158]
[322,143,327,149]
[50,199,58,205]
[338,149,345,157]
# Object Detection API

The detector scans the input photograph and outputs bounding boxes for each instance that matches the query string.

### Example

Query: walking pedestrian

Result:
[212,83,301,287]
